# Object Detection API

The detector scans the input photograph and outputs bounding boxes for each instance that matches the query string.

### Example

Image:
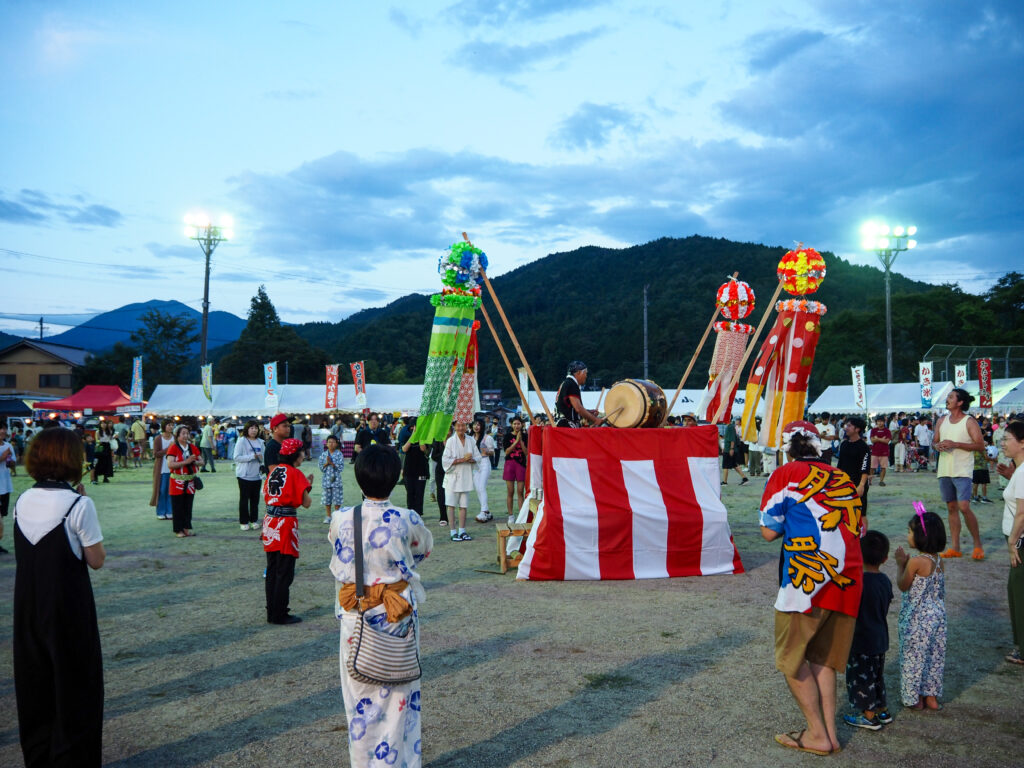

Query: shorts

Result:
[722,452,737,469]
[972,469,990,485]
[503,460,526,483]
[447,490,469,508]
[774,607,856,677]
[870,455,889,469]
[939,476,972,503]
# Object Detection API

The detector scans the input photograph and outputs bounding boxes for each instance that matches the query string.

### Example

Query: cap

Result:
[270,413,289,430]
[279,438,304,456]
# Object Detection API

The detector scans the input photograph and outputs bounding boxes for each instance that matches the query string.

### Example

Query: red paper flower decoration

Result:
[716,279,756,320]
[777,247,826,296]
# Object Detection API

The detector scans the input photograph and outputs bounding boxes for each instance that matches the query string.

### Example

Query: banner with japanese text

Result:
[954,364,967,387]
[325,364,339,410]
[851,365,866,409]
[130,356,143,403]
[978,358,993,408]
[350,361,367,412]
[264,362,279,410]
[201,364,213,401]
[919,362,933,409]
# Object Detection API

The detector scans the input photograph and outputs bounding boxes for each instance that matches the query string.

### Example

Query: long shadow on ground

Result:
[429,630,754,768]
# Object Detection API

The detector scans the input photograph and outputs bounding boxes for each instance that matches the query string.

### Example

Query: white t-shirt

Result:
[914,424,932,448]
[0,439,14,494]
[1002,463,1024,537]
[14,487,104,560]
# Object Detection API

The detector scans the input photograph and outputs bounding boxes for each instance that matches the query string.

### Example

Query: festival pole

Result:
[479,301,534,421]
[463,232,555,423]
[667,271,739,415]
[710,276,785,424]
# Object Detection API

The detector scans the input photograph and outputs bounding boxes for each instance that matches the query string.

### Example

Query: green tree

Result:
[73,341,139,392]
[217,286,329,383]
[129,310,199,394]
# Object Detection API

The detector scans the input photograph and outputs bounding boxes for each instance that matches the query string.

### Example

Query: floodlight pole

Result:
[189,224,227,366]
[877,248,897,383]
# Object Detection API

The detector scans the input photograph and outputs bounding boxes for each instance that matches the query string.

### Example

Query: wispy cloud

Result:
[449,28,604,76]
[389,7,425,36]
[746,29,826,72]
[549,102,646,150]
[0,189,123,228]
[447,0,609,27]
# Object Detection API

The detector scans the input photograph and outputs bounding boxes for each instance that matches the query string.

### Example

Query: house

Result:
[0,339,91,399]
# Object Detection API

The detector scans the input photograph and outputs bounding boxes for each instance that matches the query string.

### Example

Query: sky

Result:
[2,0,1022,337]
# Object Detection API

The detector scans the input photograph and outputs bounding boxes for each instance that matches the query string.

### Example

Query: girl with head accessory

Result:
[167,424,204,537]
[441,421,481,541]
[319,433,345,523]
[997,420,1024,664]
[233,420,265,530]
[502,415,528,526]
[471,418,495,523]
[894,504,948,710]
[13,428,106,766]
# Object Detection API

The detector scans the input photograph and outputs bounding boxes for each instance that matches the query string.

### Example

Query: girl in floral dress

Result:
[329,445,433,768]
[894,507,947,710]
[319,434,345,524]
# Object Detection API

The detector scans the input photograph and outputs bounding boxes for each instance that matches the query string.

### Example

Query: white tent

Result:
[146,383,425,417]
[960,377,1024,413]
[1000,381,1024,412]
[807,381,955,415]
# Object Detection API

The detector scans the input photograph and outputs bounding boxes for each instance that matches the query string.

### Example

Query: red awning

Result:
[34,385,145,413]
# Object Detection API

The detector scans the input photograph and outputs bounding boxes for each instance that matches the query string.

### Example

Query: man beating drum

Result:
[555,361,604,428]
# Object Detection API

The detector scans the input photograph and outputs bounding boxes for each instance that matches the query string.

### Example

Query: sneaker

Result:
[241,524,248,531]
[843,713,882,730]
[507,515,517,527]
[940,548,962,558]
[971,495,979,502]
[1005,648,1024,665]
[251,522,261,531]
[458,532,473,541]
[979,497,993,504]
[879,481,886,486]
[739,477,750,486]
[322,516,331,523]
[876,710,894,724]
[475,511,493,523]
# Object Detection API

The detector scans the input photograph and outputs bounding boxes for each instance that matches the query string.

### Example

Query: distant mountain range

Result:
[30,300,247,354]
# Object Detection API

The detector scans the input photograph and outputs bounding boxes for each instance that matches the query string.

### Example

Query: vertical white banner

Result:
[851,365,866,409]
[954,364,967,388]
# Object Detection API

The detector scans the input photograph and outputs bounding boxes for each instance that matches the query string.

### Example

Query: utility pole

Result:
[643,284,649,379]
[38,317,44,339]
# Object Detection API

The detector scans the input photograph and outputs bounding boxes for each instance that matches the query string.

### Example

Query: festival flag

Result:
[978,358,993,408]
[516,426,743,580]
[954,364,967,387]
[129,356,143,402]
[350,361,367,413]
[851,365,866,409]
[264,362,279,410]
[452,321,480,424]
[698,278,756,424]
[201,363,213,401]
[919,361,933,409]
[325,364,339,410]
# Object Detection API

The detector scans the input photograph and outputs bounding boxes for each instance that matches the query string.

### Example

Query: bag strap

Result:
[353,504,364,603]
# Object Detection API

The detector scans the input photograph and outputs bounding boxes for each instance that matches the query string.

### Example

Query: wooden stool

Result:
[497,524,532,574]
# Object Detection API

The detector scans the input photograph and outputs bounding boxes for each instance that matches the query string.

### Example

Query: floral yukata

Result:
[319,448,345,507]
[759,459,864,616]
[329,498,433,768]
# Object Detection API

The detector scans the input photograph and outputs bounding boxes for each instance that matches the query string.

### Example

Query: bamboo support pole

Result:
[710,277,786,424]
[462,232,555,423]
[479,301,534,421]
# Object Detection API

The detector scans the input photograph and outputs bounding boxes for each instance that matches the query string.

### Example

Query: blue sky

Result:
[2,0,1022,336]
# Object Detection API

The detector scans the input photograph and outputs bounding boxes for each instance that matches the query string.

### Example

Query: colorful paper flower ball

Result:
[715,279,756,320]
[439,241,488,290]
[777,247,826,296]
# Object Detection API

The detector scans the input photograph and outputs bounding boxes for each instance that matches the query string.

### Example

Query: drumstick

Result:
[710,276,785,425]
[464,232,555,424]
[596,387,606,410]
[667,276,733,415]
[479,301,534,422]
[603,405,625,425]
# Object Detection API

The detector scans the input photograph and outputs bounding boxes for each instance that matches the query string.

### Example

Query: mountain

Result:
[45,299,247,353]
[289,235,953,395]
[0,330,22,349]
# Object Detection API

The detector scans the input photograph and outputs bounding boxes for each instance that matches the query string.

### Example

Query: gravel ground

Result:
[0,460,1019,767]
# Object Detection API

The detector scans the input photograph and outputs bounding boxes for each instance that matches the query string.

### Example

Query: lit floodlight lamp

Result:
[860,222,877,237]
[877,237,891,249]
[877,224,889,236]
[907,225,917,236]
[862,238,876,250]
[893,226,905,236]
[908,239,917,249]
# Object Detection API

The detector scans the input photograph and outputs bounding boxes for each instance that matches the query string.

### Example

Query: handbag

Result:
[193,475,204,491]
[345,504,422,685]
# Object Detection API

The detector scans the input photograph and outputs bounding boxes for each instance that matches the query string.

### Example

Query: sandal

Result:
[774,730,830,756]
[940,548,962,559]
[175,532,187,538]
[1005,648,1024,665]
[971,547,985,561]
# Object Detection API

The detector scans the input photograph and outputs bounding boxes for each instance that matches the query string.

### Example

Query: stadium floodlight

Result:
[184,211,233,366]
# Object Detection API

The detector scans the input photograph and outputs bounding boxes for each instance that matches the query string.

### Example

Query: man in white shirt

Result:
[914,420,934,470]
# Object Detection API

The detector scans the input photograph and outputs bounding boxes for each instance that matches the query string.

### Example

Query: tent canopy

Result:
[145,384,425,417]
[33,385,143,413]
[807,381,955,415]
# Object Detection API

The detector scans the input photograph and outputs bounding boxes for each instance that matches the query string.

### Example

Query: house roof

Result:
[0,338,91,367]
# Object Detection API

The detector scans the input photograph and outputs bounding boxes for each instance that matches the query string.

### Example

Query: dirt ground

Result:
[0,459,1020,767]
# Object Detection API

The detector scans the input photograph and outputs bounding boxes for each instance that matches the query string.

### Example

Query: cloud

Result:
[745,29,826,72]
[389,7,424,35]
[447,0,608,27]
[549,102,646,150]
[449,28,604,76]
[0,189,123,228]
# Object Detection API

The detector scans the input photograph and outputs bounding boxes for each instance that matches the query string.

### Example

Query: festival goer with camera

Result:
[472,418,495,522]
[503,415,528,526]
[13,427,105,767]
[167,424,204,538]
[759,420,863,756]
[996,421,1024,665]
[442,421,480,542]
[233,420,265,531]
[556,360,602,427]
[329,444,432,768]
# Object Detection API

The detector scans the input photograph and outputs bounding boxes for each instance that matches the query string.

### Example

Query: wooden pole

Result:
[462,231,555,423]
[479,301,534,421]
[596,387,606,410]
[710,277,786,424]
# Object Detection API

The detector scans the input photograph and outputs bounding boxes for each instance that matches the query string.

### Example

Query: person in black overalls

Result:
[13,427,106,768]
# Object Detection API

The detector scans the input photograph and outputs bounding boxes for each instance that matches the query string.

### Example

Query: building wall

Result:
[0,347,75,397]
